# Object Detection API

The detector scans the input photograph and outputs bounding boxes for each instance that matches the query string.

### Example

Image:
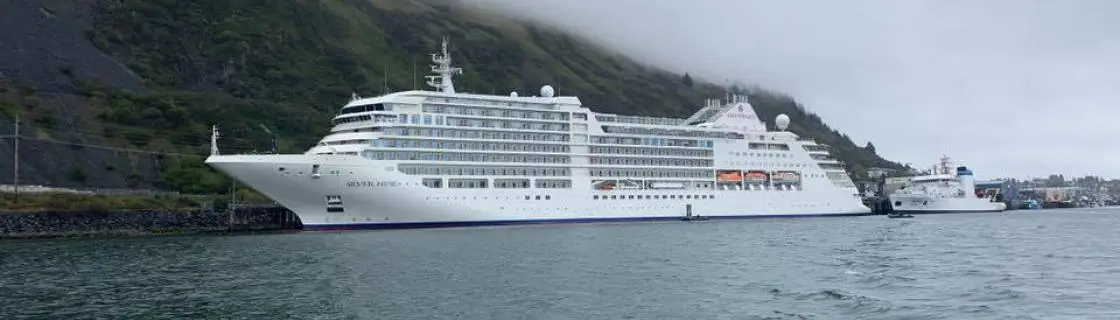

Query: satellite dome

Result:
[775,114,791,131]
[540,85,555,97]
[510,91,519,97]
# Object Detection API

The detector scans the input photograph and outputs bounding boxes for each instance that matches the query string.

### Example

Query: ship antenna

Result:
[725,78,731,103]
[383,63,389,94]
[425,36,463,93]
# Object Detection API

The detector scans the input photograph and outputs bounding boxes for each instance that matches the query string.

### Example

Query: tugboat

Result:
[680,204,710,221]
[882,195,913,218]
[886,212,914,219]
[681,213,710,222]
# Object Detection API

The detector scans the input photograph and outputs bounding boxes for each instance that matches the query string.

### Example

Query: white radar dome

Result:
[510,91,519,97]
[540,85,555,97]
[775,114,791,131]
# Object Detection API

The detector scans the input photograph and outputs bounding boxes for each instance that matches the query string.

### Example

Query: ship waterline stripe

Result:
[300,211,877,231]
[893,209,1005,214]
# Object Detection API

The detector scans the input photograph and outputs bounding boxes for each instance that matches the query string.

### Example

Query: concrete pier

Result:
[0,205,302,239]
[863,196,894,215]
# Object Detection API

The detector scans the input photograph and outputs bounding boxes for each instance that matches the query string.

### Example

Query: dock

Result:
[862,196,894,215]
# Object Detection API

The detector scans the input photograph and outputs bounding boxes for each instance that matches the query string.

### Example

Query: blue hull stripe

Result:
[894,210,1004,214]
[301,212,876,231]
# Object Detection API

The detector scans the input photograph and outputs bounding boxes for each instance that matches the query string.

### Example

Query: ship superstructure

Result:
[205,37,871,230]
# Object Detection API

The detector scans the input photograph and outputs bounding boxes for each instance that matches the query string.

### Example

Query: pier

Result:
[0,205,302,239]
[862,196,894,215]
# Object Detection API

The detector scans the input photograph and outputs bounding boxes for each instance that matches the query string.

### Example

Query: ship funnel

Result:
[956,166,975,196]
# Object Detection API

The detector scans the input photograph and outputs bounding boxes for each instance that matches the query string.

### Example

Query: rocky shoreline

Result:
[0,205,302,239]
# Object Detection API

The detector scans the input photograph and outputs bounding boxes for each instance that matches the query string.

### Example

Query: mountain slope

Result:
[0,0,901,194]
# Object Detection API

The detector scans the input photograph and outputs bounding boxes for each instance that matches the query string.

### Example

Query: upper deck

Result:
[311,36,839,159]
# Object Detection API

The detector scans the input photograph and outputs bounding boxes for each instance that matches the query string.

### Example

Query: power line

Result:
[3,118,278,199]
[15,119,322,152]
[12,136,207,157]
[28,117,313,141]
[2,130,257,153]
[5,109,329,162]
[27,123,283,147]
[16,105,328,134]
[4,120,256,158]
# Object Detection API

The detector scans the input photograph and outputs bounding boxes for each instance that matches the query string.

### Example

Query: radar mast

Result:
[425,37,463,93]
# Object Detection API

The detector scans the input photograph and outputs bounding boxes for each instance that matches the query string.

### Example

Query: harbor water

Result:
[2,208,1119,319]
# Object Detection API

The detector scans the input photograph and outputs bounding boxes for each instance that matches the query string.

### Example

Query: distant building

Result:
[975,180,1017,200]
[867,167,896,178]
[882,176,913,195]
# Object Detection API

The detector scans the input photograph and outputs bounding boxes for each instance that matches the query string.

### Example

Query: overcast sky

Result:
[462,0,1120,180]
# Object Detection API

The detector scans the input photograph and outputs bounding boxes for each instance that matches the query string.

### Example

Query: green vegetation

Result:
[59,0,900,195]
[0,188,272,212]
[0,192,210,212]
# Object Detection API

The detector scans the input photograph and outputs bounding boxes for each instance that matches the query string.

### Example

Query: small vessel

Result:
[680,214,711,222]
[680,204,710,221]
[888,155,1008,214]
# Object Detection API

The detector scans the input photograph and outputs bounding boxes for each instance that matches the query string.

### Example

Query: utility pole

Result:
[228,179,237,232]
[13,116,19,203]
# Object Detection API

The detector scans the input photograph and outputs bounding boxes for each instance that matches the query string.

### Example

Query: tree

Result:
[681,73,693,87]
[864,142,876,154]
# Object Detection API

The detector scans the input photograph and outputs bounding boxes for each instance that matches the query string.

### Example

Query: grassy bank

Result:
[0,192,214,212]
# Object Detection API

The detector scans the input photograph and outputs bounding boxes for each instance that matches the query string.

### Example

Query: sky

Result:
[461,0,1120,180]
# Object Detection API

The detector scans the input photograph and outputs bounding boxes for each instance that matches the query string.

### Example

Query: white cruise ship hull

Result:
[889,194,1007,214]
[206,154,873,231]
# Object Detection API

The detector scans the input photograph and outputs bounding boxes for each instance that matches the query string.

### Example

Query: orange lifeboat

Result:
[717,170,743,181]
[746,170,769,181]
[773,171,801,182]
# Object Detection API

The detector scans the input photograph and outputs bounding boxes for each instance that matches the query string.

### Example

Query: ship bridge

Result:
[684,95,768,133]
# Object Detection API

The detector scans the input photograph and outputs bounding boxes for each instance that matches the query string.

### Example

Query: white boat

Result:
[204,37,871,231]
[888,155,1007,214]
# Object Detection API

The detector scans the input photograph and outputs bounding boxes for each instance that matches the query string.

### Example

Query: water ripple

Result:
[1,208,1119,319]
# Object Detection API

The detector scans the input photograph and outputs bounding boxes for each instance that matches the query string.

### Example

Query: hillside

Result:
[0,0,902,195]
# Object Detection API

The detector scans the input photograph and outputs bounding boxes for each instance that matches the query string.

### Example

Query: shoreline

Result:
[0,205,302,240]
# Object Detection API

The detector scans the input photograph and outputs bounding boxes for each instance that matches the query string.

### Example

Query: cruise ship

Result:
[204,38,872,230]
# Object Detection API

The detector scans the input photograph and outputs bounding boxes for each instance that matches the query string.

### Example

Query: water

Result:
[2,208,1119,319]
